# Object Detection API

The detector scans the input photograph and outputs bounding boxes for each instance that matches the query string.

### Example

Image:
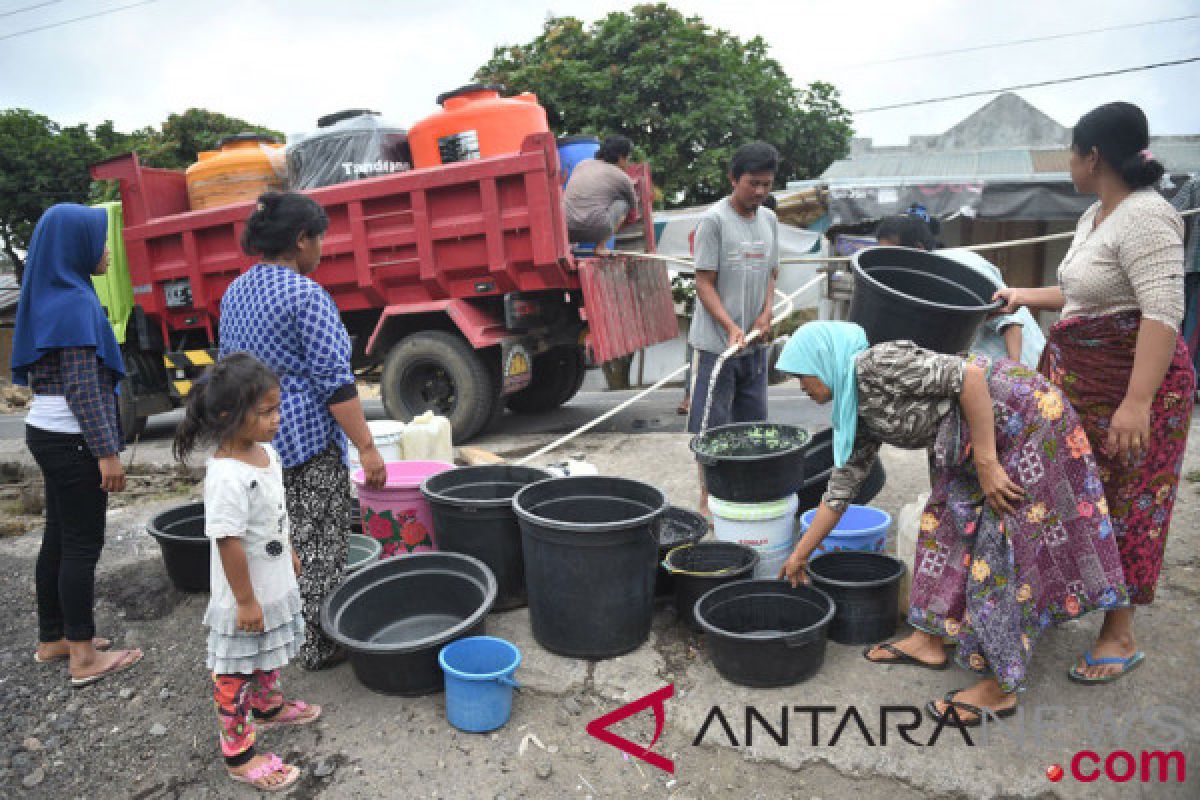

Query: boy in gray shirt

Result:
[688,142,781,511]
[564,135,638,252]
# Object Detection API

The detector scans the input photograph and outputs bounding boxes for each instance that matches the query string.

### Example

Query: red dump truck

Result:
[91,132,676,442]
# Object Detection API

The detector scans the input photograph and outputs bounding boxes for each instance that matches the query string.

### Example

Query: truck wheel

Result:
[381,331,496,443]
[506,346,585,414]
[117,376,148,443]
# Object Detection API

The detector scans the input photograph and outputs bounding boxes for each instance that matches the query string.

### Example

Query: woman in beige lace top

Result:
[996,102,1195,685]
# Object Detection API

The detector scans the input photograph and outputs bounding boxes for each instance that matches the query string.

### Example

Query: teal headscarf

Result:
[775,321,869,468]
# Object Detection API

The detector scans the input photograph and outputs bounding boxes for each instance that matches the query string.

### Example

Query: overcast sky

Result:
[2,0,1197,147]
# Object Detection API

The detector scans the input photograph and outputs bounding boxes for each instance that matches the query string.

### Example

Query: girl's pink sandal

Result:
[228,753,299,792]
[254,700,322,730]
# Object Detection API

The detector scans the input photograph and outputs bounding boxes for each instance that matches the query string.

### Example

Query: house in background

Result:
[811,92,1200,319]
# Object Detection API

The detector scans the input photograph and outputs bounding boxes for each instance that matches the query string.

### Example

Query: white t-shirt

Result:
[204,444,299,618]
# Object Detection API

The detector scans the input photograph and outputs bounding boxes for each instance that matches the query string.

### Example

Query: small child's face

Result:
[240,387,282,443]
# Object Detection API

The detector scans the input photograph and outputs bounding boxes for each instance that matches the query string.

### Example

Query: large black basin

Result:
[849,246,1003,354]
[146,502,210,593]
[796,428,887,512]
[690,423,809,503]
[321,552,496,695]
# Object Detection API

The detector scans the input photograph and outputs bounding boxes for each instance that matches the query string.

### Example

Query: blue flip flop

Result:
[1067,650,1145,684]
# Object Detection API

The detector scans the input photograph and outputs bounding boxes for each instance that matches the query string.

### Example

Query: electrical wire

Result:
[0,1,60,20]
[0,0,164,42]
[853,57,1200,114]
[837,14,1200,69]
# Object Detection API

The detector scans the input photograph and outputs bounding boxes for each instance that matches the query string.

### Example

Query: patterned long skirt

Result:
[909,358,1129,692]
[282,444,352,670]
[1039,312,1195,605]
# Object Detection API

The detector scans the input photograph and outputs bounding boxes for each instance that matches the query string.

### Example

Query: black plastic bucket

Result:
[422,465,553,611]
[694,580,835,687]
[808,551,905,645]
[146,502,210,593]
[795,428,887,512]
[690,423,809,503]
[663,542,759,629]
[849,246,1003,354]
[655,506,709,598]
[321,552,496,695]
[513,476,666,659]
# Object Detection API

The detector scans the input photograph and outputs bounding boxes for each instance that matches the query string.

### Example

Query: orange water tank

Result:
[186,133,287,211]
[408,84,549,169]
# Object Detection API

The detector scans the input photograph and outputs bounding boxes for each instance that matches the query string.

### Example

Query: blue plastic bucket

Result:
[557,135,600,187]
[439,636,521,733]
[799,505,892,556]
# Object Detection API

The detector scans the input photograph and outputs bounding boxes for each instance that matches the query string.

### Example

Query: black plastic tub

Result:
[147,502,210,593]
[690,423,809,503]
[513,476,666,659]
[655,506,709,598]
[795,428,887,512]
[695,580,835,687]
[663,542,759,629]
[849,247,1003,354]
[808,552,905,645]
[422,465,553,611]
[321,552,496,695]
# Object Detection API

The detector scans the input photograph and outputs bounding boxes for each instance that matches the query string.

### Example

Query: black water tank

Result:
[286,110,410,189]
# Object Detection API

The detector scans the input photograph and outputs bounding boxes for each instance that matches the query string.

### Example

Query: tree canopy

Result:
[0,108,281,279]
[475,3,853,207]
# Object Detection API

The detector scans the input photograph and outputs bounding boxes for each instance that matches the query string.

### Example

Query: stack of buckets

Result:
[709,494,800,579]
[350,414,456,559]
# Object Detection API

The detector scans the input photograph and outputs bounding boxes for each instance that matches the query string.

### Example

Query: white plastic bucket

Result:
[347,420,407,474]
[708,494,798,559]
[753,541,794,580]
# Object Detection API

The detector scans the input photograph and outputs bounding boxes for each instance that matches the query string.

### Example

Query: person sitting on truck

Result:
[218,191,387,671]
[11,203,143,687]
[563,135,638,253]
[687,141,780,515]
[874,211,1046,369]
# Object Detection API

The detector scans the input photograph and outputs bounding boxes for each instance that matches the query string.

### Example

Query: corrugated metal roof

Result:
[0,274,18,317]
[821,142,1200,184]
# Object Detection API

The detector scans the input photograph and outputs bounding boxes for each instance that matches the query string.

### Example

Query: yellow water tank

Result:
[185,133,287,211]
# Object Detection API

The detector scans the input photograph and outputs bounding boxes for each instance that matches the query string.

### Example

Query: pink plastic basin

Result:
[353,461,455,558]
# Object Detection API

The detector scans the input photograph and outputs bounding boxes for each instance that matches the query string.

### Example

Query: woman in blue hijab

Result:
[775,321,1127,726]
[11,204,143,687]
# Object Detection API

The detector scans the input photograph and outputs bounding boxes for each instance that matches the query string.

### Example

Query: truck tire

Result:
[117,376,148,443]
[381,331,496,443]
[506,346,586,414]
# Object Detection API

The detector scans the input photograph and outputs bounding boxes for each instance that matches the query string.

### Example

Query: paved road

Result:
[0,383,831,444]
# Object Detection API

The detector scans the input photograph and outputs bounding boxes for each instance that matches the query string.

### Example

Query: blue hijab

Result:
[10,204,125,385]
[775,321,869,468]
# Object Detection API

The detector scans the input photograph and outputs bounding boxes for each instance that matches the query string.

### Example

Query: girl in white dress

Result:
[174,352,321,792]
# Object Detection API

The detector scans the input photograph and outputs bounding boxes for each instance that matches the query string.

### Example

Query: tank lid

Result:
[436,83,505,106]
[556,134,600,146]
[216,132,281,148]
[317,109,380,128]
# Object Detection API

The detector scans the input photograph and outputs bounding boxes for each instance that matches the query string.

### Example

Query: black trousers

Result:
[26,425,108,643]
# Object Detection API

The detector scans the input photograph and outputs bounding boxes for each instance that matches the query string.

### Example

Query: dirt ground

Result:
[0,423,1196,799]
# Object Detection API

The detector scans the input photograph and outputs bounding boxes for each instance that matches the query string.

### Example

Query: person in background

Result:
[776,322,1128,725]
[174,353,317,792]
[996,101,1194,684]
[679,193,780,416]
[564,135,638,254]
[874,212,1046,368]
[688,142,780,514]
[219,192,386,671]
[11,204,143,686]
[1169,175,1200,382]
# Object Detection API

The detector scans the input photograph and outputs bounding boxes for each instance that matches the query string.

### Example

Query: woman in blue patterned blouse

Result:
[219,192,386,670]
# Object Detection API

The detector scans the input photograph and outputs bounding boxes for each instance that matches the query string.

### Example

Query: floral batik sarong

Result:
[909,357,1129,692]
[1039,311,1195,604]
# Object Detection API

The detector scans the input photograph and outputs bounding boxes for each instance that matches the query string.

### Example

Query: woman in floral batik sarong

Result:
[996,102,1194,684]
[776,322,1128,726]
